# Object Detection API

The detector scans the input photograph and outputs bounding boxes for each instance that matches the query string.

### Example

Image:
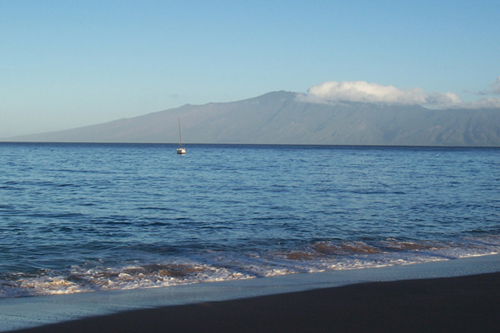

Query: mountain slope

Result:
[4,91,500,146]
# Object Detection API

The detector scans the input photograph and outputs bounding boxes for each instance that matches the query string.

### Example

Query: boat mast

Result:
[178,116,182,148]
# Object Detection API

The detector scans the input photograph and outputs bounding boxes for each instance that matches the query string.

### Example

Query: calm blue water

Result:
[1,143,499,297]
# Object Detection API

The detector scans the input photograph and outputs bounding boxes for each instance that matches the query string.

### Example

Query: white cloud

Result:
[424,92,463,109]
[466,97,500,109]
[298,80,500,109]
[303,81,428,105]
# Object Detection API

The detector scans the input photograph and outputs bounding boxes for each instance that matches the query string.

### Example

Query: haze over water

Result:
[1,143,499,298]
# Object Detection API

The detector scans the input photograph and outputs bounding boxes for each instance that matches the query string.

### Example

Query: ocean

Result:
[1,143,499,298]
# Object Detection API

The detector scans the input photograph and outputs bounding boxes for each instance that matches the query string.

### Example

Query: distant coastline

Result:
[1,141,500,149]
[3,91,500,147]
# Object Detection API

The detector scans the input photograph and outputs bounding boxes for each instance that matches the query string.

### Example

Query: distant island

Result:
[3,91,500,146]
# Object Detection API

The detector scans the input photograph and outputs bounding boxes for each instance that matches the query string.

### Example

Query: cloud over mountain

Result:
[299,80,500,109]
[301,81,429,105]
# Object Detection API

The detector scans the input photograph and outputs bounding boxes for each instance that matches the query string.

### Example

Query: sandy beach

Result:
[8,271,500,333]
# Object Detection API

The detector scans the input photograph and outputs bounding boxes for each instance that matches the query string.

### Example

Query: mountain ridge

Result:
[3,91,500,146]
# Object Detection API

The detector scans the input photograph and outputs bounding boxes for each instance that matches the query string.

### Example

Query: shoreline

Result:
[11,272,500,333]
[2,254,500,332]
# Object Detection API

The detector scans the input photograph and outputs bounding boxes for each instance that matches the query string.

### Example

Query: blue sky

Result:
[1,0,499,137]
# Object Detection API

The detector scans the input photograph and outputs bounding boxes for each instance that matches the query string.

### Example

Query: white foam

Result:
[2,235,499,298]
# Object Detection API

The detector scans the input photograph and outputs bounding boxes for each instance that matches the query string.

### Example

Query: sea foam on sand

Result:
[1,254,500,332]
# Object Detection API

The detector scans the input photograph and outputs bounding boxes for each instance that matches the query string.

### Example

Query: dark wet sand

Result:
[11,272,500,333]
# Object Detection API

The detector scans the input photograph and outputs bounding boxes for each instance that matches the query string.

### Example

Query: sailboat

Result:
[176,116,186,154]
